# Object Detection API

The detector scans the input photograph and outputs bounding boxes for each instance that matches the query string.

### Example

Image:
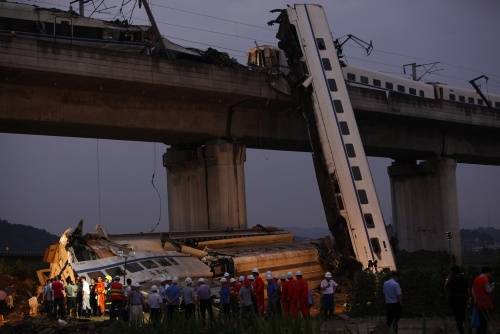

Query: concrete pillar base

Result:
[164,140,247,233]
[388,158,461,262]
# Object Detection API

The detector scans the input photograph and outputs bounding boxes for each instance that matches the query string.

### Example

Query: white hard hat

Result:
[295,271,302,276]
[280,274,286,280]
[286,272,293,279]
[251,268,259,274]
[220,277,227,283]
[132,282,140,288]
[265,271,273,280]
[239,276,245,282]
[172,277,178,283]
[160,275,167,282]
[198,278,205,283]
[229,278,236,283]
[223,272,230,278]
[325,272,332,278]
[151,285,158,292]
[247,274,255,280]
[185,277,192,284]
[166,275,172,281]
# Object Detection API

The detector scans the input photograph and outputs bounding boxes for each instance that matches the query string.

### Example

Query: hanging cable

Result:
[96,139,102,226]
[150,142,162,232]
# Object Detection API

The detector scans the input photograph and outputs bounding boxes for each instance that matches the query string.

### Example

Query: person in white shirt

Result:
[81,277,91,318]
[147,285,162,323]
[320,272,338,319]
[383,271,402,332]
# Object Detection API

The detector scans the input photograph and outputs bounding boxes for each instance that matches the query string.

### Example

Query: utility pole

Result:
[70,0,90,17]
[403,62,442,81]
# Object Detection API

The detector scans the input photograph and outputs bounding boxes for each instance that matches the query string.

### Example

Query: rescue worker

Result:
[295,271,309,318]
[128,282,144,326]
[196,278,213,321]
[251,268,265,316]
[281,272,293,317]
[81,277,91,318]
[95,276,106,316]
[51,276,65,319]
[147,285,162,324]
[266,271,279,317]
[43,279,54,317]
[229,277,241,316]
[65,278,78,317]
[109,276,125,321]
[182,277,195,319]
[165,277,181,320]
[239,275,254,319]
[219,277,231,317]
[320,272,338,319]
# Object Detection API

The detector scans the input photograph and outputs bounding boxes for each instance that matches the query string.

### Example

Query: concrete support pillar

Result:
[388,158,461,262]
[164,140,247,232]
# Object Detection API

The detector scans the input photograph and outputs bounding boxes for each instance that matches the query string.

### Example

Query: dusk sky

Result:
[1,0,499,235]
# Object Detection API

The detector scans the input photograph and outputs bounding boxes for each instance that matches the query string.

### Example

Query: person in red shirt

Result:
[288,273,299,318]
[51,276,66,319]
[281,272,293,316]
[251,268,265,316]
[472,266,495,334]
[294,271,310,318]
[230,277,242,316]
[109,276,125,321]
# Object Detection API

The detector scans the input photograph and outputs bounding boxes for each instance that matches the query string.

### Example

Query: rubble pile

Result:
[0,273,39,324]
[0,316,116,334]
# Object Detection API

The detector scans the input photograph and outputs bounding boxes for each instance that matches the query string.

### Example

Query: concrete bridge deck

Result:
[1,33,500,164]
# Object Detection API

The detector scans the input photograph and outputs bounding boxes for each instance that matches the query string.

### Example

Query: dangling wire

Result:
[150,143,162,232]
[96,139,102,226]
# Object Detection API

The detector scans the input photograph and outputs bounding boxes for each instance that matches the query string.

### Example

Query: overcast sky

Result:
[1,0,499,235]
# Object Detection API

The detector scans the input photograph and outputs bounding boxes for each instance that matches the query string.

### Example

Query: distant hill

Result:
[285,226,330,240]
[0,219,58,254]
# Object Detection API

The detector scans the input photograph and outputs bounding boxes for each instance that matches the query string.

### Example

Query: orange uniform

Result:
[252,275,265,316]
[95,281,106,314]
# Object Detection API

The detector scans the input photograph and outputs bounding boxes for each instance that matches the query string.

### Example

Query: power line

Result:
[150,2,277,33]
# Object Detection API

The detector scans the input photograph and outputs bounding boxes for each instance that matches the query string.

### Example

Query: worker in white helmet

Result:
[281,272,294,317]
[265,271,279,317]
[294,271,309,318]
[320,272,338,319]
[239,275,254,318]
[229,277,240,315]
[196,278,213,321]
[251,268,265,316]
[147,285,162,323]
[219,277,231,317]
[182,277,195,319]
[165,277,180,320]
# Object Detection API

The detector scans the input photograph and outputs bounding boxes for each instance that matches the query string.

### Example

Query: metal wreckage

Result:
[38,220,326,292]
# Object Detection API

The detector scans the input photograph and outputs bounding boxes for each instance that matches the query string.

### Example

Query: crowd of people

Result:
[41,268,339,325]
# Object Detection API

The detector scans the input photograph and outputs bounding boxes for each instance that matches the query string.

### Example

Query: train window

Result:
[409,88,417,95]
[345,144,356,157]
[140,260,158,269]
[347,73,356,81]
[364,213,375,228]
[370,238,382,255]
[357,190,369,204]
[316,38,326,50]
[167,257,179,265]
[449,94,456,101]
[339,121,350,135]
[478,98,483,105]
[385,82,394,90]
[360,76,369,84]
[495,102,500,108]
[351,166,362,180]
[459,96,465,103]
[328,79,338,91]
[419,90,425,97]
[106,267,124,277]
[335,194,344,210]
[333,100,344,113]
[156,258,172,266]
[468,97,475,104]
[322,58,332,71]
[373,79,381,87]
[397,85,405,93]
[125,262,144,273]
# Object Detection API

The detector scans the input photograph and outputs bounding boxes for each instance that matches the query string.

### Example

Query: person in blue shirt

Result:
[165,277,181,320]
[266,271,280,317]
[219,277,231,318]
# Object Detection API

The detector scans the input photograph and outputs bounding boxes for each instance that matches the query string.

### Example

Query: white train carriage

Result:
[342,65,435,99]
[436,84,500,109]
